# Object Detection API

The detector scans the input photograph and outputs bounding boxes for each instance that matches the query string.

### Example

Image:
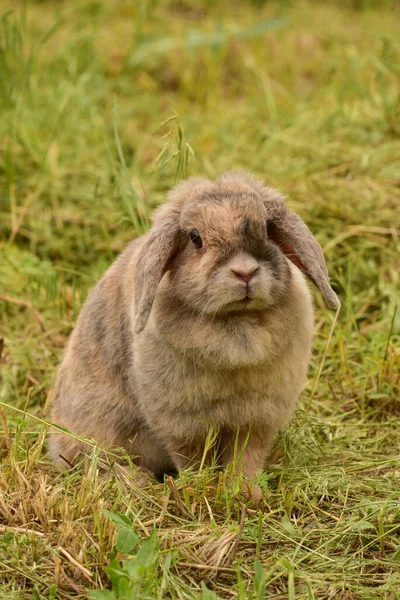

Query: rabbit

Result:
[49,171,339,503]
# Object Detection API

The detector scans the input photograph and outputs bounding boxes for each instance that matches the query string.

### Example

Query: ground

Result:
[0,0,399,599]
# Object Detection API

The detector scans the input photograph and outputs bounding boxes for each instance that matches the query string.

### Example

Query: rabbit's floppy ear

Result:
[134,209,181,334]
[267,196,340,310]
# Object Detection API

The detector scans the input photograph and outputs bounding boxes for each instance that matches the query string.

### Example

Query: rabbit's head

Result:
[134,172,340,333]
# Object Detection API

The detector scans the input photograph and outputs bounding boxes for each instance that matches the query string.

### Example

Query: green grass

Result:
[1,0,400,598]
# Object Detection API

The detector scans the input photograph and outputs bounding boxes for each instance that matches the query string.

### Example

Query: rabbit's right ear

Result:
[134,211,181,334]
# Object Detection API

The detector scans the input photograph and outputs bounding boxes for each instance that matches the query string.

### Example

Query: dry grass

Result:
[0,0,399,598]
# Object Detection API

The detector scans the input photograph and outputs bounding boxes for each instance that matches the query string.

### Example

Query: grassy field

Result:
[1,0,400,598]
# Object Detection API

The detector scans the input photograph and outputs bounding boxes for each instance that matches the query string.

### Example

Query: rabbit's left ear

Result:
[267,198,340,310]
[134,211,181,334]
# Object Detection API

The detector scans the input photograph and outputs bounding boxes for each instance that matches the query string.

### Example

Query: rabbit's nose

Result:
[229,253,260,283]
[230,265,260,283]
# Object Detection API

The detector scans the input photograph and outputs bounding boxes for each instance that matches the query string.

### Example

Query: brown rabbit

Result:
[49,171,339,503]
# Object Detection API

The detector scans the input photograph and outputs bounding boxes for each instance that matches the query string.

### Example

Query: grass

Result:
[0,0,399,598]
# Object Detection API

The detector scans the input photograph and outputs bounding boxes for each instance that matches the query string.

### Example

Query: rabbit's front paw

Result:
[241,480,262,507]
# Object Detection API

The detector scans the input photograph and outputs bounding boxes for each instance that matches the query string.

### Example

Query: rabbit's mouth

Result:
[224,297,266,315]
[232,294,261,310]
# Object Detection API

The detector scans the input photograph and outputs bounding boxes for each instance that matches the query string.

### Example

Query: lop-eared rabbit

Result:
[49,172,339,503]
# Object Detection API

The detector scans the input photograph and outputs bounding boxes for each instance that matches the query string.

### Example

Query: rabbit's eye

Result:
[190,229,203,249]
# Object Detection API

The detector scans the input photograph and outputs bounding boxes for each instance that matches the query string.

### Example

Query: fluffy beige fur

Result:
[49,171,339,503]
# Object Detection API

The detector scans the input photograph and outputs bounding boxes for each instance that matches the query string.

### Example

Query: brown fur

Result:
[49,171,339,502]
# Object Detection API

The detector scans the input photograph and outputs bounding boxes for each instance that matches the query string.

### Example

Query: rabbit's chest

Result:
[135,312,310,433]
[176,362,290,426]
[137,348,293,431]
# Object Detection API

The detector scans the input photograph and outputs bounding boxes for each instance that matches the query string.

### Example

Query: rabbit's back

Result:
[49,239,154,465]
